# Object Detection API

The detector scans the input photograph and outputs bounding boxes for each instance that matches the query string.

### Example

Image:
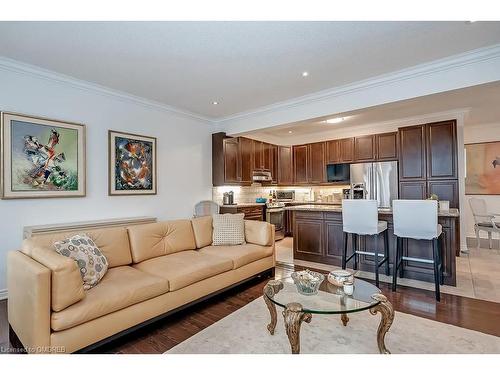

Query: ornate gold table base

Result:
[264,282,394,354]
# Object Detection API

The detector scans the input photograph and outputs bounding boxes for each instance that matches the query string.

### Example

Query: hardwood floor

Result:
[1,264,500,354]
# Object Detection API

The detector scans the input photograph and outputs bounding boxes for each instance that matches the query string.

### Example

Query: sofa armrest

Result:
[244,220,274,247]
[8,251,51,353]
[22,240,86,312]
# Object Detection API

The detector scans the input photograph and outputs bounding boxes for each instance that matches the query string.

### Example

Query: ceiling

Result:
[242,81,500,145]
[1,21,500,119]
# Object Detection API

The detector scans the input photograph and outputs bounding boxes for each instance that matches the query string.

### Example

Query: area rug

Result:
[166,297,500,354]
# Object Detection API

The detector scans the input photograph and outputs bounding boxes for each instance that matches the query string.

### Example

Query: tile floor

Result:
[275,237,500,303]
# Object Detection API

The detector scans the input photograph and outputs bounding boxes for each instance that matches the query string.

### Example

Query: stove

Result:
[265,201,285,241]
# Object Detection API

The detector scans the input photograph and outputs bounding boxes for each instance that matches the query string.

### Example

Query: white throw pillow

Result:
[212,213,246,246]
[53,233,109,290]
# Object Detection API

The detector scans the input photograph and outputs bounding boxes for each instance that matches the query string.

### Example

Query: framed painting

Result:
[1,112,86,199]
[108,130,157,196]
[465,141,500,195]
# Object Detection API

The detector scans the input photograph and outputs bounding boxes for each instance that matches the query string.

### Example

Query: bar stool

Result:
[392,200,444,301]
[342,199,389,287]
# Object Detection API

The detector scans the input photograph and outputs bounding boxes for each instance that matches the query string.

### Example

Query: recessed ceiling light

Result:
[302,71,309,77]
[325,117,345,124]
[212,101,219,105]
[288,130,293,134]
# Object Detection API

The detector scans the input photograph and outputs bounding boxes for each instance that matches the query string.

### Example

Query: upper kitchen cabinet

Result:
[239,137,253,184]
[222,137,241,184]
[252,140,264,170]
[340,138,355,162]
[309,142,326,184]
[293,144,309,184]
[271,144,279,184]
[398,124,426,181]
[375,132,398,161]
[426,120,457,180]
[354,135,375,161]
[262,142,273,171]
[278,146,293,185]
[326,140,340,164]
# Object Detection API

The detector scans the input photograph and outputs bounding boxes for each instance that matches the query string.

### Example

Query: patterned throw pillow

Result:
[53,233,109,290]
[212,213,246,246]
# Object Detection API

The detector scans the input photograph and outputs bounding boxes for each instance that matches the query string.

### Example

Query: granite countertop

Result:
[220,203,266,208]
[285,204,460,218]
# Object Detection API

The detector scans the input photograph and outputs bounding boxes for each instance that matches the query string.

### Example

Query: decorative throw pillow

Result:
[53,233,109,290]
[212,213,246,246]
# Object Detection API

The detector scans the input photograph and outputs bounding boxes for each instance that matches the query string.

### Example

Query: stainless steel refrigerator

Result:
[349,161,399,208]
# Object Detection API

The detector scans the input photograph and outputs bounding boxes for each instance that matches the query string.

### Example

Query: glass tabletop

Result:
[264,276,382,314]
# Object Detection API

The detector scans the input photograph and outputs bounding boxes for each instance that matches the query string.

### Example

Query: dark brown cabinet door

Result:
[399,181,427,200]
[354,135,375,161]
[223,138,240,183]
[278,146,293,185]
[427,180,459,208]
[309,142,326,183]
[294,218,324,259]
[324,220,346,266]
[399,125,426,180]
[326,140,340,164]
[263,142,273,171]
[426,120,457,180]
[376,132,398,161]
[252,140,264,170]
[293,145,309,184]
[340,138,354,162]
[239,137,253,184]
[271,144,278,184]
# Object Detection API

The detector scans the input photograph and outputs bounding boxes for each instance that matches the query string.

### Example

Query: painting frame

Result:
[1,111,86,199]
[465,140,500,195]
[108,130,157,196]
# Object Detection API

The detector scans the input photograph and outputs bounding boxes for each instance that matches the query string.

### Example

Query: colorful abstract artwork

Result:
[465,141,500,195]
[108,130,157,195]
[1,112,86,199]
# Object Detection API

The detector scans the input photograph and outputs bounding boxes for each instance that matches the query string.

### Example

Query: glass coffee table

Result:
[263,276,394,354]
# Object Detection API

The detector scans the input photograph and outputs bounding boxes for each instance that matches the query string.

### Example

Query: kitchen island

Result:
[286,205,460,286]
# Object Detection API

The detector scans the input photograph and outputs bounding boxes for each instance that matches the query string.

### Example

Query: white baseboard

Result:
[0,289,7,300]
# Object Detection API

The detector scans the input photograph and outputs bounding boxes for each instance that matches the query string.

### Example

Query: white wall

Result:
[0,67,213,296]
[463,123,500,239]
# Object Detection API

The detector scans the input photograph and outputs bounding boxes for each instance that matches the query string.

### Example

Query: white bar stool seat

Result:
[392,199,444,301]
[342,199,389,287]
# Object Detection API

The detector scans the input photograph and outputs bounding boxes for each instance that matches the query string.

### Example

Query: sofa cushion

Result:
[199,244,274,269]
[127,220,197,263]
[212,213,245,246]
[191,216,213,248]
[51,266,169,331]
[22,226,132,268]
[53,233,109,290]
[244,220,274,246]
[133,251,233,291]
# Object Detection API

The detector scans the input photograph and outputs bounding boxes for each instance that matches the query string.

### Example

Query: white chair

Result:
[392,200,443,301]
[193,200,219,218]
[469,197,500,249]
[342,199,389,287]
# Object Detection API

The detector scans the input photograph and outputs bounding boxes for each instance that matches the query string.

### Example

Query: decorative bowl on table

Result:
[327,270,354,286]
[291,269,325,295]
[255,197,267,203]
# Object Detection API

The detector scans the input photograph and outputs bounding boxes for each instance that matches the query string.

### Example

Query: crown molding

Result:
[216,43,500,125]
[0,56,214,124]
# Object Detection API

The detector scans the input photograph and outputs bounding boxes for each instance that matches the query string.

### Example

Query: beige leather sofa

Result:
[7,217,275,353]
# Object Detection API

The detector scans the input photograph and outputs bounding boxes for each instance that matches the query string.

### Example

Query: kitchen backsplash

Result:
[212,185,350,205]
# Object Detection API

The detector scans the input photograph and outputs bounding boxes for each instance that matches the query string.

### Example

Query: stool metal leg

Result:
[342,232,348,270]
[383,229,390,276]
[438,233,444,285]
[432,238,441,302]
[399,238,406,278]
[374,234,379,287]
[392,236,401,292]
[353,234,358,270]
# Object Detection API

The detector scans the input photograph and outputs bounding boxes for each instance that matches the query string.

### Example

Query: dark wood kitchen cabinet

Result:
[427,180,459,208]
[426,120,457,180]
[252,140,264,170]
[340,138,355,162]
[293,145,309,184]
[271,144,279,184]
[222,137,240,184]
[376,132,398,161]
[399,181,427,200]
[239,137,253,184]
[326,139,340,164]
[219,204,264,221]
[277,146,293,185]
[309,142,326,184]
[354,135,376,161]
[399,124,426,181]
[262,142,273,171]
